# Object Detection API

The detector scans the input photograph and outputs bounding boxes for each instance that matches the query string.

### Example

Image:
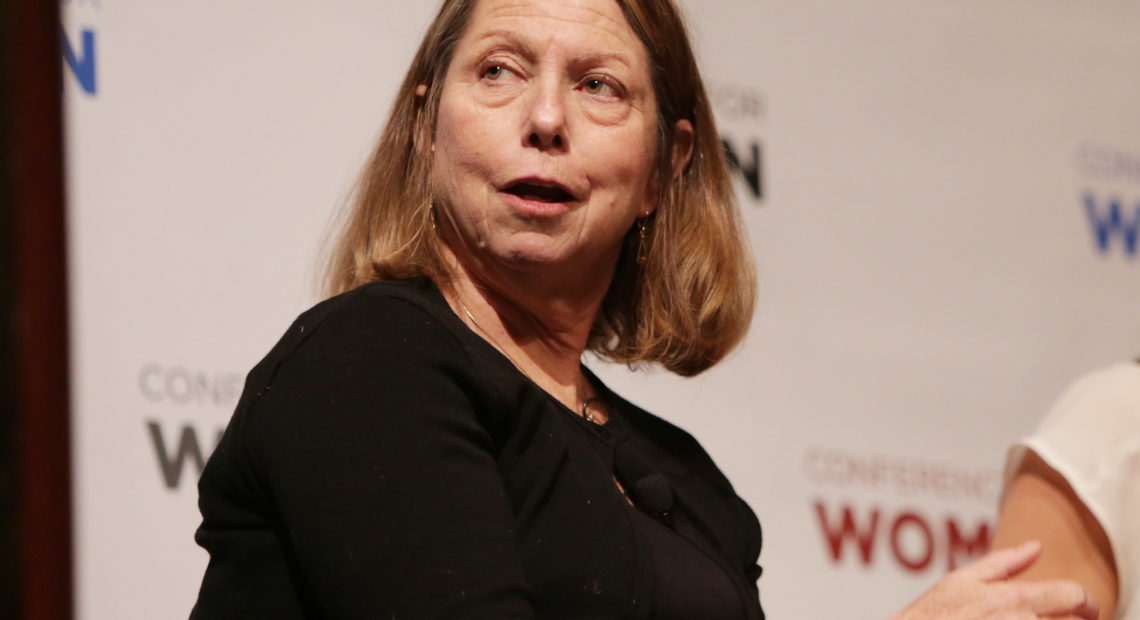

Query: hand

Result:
[891,541,1099,620]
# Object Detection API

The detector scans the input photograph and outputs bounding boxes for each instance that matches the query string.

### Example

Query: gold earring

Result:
[636,218,649,265]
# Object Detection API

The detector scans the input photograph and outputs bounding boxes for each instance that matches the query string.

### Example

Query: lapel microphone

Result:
[613,439,676,528]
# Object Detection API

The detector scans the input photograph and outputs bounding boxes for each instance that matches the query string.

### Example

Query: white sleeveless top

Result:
[1003,362,1140,620]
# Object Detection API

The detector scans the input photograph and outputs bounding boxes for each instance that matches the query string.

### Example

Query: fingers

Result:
[1020,580,1099,620]
[894,542,1099,620]
[960,542,1098,619]
[959,540,1043,582]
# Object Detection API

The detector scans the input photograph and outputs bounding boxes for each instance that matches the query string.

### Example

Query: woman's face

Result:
[432,0,659,283]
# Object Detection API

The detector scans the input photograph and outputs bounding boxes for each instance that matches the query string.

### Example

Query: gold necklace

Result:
[454,295,600,424]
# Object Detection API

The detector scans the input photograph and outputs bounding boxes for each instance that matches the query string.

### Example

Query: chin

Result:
[497,249,567,273]
[483,245,583,279]
[485,233,568,267]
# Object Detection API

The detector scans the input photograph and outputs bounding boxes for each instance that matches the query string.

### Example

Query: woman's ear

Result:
[413,84,433,154]
[671,119,695,181]
[644,119,696,215]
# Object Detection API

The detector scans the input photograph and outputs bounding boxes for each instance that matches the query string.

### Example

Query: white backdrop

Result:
[62,1,1140,618]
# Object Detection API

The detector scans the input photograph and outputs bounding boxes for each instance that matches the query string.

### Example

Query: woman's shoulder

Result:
[219,278,495,479]
[295,277,458,339]
[1036,362,1140,437]
[1011,361,1140,476]
[262,278,466,367]
[1062,361,1140,404]
[230,278,477,435]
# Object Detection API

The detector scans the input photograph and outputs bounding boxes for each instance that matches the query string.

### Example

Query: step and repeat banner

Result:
[61,1,1140,618]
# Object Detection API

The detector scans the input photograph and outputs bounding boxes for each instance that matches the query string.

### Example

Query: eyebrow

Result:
[471,29,635,70]
[572,51,634,71]
[472,29,537,60]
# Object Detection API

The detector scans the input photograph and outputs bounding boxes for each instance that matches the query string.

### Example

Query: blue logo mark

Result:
[1083,192,1139,258]
[61,26,97,95]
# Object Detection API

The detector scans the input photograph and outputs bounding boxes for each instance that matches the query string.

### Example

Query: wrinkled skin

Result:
[893,541,1098,620]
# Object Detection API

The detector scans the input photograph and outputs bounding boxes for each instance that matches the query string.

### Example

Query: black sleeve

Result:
[734,494,764,606]
[194,290,534,619]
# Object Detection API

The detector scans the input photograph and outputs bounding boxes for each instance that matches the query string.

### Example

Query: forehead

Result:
[464,0,646,60]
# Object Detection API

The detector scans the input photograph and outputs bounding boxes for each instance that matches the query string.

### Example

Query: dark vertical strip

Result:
[0,0,19,616]
[8,0,73,617]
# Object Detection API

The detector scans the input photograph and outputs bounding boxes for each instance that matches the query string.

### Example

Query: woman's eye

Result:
[584,78,616,97]
[483,65,507,80]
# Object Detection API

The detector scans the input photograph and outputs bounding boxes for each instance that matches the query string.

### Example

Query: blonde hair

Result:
[324,0,756,377]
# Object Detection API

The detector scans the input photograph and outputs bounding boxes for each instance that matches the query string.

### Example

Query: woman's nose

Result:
[525,78,567,151]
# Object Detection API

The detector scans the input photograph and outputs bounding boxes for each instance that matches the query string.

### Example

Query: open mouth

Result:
[503,181,577,204]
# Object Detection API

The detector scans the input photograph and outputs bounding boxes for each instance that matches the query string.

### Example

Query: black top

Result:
[191,278,764,619]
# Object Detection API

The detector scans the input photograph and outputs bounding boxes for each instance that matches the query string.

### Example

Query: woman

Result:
[191,0,1099,618]
[992,361,1140,619]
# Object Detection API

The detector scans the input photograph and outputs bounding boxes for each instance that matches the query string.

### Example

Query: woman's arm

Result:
[194,291,535,619]
[991,450,1118,620]
[886,446,1116,620]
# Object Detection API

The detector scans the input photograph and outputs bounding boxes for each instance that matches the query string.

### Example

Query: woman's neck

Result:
[438,246,612,420]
